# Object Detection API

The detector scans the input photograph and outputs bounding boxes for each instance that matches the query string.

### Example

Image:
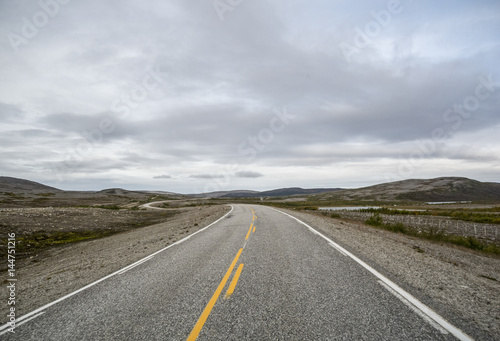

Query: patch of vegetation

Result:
[446,235,487,251]
[364,213,500,255]
[1,192,24,199]
[366,213,383,226]
[96,205,122,210]
[5,230,117,256]
[464,207,500,213]
[361,207,500,225]
[299,206,319,211]
[3,192,20,197]
[76,204,125,210]
[366,213,407,233]
[445,212,500,225]
[36,193,56,197]
[321,211,341,218]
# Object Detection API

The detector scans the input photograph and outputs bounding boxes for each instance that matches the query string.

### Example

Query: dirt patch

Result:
[286,209,500,340]
[1,205,230,322]
[0,207,181,265]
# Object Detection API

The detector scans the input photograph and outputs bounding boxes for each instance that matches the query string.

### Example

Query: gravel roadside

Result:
[1,205,230,323]
[282,208,500,339]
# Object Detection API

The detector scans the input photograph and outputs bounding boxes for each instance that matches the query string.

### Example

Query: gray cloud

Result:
[190,174,225,179]
[153,175,171,179]
[0,0,499,191]
[236,171,264,178]
[0,102,25,122]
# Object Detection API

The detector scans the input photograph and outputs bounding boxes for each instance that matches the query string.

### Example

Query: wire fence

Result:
[331,211,499,245]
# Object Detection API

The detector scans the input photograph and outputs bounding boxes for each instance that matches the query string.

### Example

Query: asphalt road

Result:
[1,204,474,340]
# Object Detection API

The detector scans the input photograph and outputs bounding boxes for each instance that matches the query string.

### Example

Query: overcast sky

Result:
[1,0,499,193]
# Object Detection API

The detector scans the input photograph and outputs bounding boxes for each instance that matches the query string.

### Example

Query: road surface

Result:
[1,204,473,340]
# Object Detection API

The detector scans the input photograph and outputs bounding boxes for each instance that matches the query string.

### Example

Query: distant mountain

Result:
[194,187,343,198]
[4,176,498,203]
[137,190,184,196]
[190,190,260,198]
[96,188,131,195]
[314,177,500,202]
[0,176,62,193]
[255,187,343,198]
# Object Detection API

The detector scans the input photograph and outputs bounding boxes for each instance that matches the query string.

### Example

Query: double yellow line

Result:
[187,208,257,340]
[245,223,254,240]
[187,249,243,341]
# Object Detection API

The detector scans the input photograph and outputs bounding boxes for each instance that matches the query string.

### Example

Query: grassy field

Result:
[250,199,500,255]
[363,213,500,255]
[357,207,500,224]
[0,206,179,264]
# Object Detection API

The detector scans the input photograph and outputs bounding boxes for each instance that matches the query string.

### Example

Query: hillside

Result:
[0,176,62,193]
[314,177,500,202]
[223,187,342,198]
[190,190,259,198]
[0,177,182,208]
[3,176,499,204]
[196,187,343,198]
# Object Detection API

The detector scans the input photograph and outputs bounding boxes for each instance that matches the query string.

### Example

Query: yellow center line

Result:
[224,263,244,299]
[253,225,256,233]
[245,224,253,240]
[252,215,257,221]
[187,249,243,341]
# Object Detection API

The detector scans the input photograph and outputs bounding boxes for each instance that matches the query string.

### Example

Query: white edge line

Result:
[328,242,347,256]
[268,207,474,341]
[0,205,234,330]
[117,255,154,275]
[377,280,449,335]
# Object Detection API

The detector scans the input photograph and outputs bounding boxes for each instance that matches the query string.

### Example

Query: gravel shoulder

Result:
[283,208,500,339]
[1,205,230,323]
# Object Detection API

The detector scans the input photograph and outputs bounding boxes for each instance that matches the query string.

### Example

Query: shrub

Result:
[387,222,407,233]
[366,213,383,227]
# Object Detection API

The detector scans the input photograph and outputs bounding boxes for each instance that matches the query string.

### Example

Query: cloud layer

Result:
[1,0,499,192]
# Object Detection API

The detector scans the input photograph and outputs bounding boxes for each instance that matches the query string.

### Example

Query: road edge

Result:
[0,205,234,334]
[268,206,474,341]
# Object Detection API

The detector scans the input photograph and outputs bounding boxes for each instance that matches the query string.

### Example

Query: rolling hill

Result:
[221,187,343,198]
[193,187,343,198]
[2,176,499,203]
[0,176,62,193]
[314,177,500,202]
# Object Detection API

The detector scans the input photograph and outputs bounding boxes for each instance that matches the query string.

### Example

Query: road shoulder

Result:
[4,205,230,322]
[279,208,500,340]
